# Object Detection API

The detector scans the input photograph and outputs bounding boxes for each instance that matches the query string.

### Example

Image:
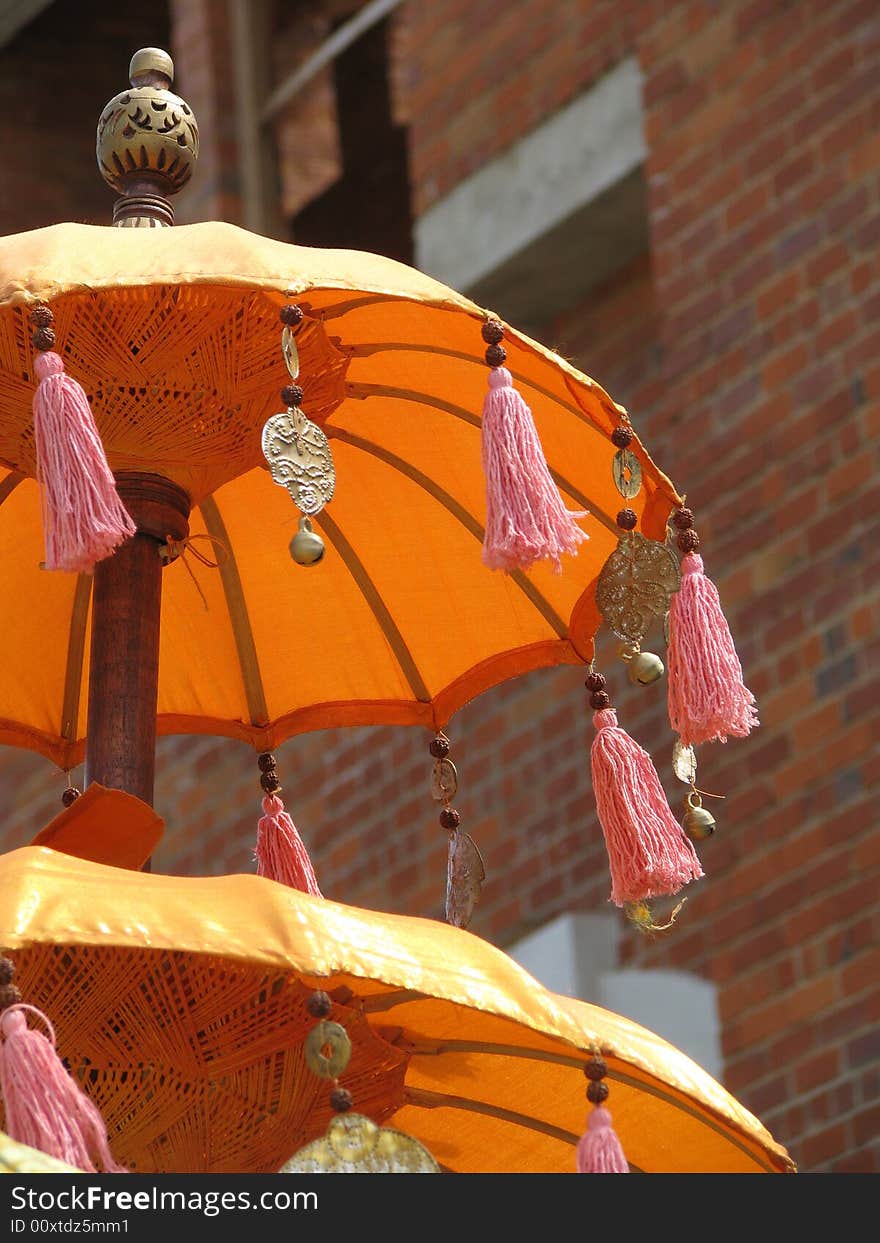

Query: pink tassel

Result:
[33,352,135,574]
[591,709,703,906]
[667,553,759,746]
[481,367,587,572]
[0,1005,125,1172]
[577,1107,629,1173]
[255,794,323,895]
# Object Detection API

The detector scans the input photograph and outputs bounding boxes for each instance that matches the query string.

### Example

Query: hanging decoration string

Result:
[159,533,231,609]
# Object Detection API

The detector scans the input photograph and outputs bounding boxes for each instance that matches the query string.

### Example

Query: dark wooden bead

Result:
[585,672,606,692]
[29,305,54,327]
[0,957,15,985]
[590,690,611,710]
[330,1087,354,1113]
[0,983,22,1010]
[440,807,461,830]
[280,304,304,326]
[611,426,633,448]
[62,786,81,808]
[485,343,507,367]
[672,507,694,530]
[616,508,638,530]
[32,326,56,352]
[587,1079,610,1104]
[584,1056,607,1081]
[306,990,332,1018]
[678,529,701,553]
[257,752,276,773]
[481,319,505,344]
[260,770,281,793]
[429,736,450,759]
[281,383,304,407]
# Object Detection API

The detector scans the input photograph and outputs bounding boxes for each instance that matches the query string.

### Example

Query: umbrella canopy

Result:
[0,846,794,1174]
[0,222,679,769]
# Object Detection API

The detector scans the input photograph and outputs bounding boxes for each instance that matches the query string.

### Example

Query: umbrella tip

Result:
[97,47,199,228]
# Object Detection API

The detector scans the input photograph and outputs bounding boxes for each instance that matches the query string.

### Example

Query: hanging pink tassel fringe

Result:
[481,367,587,572]
[667,553,759,746]
[0,1005,125,1172]
[32,352,135,574]
[591,709,703,906]
[255,794,323,895]
[577,1107,629,1173]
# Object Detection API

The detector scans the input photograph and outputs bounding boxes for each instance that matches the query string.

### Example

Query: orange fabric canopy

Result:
[0,847,794,1174]
[0,223,680,768]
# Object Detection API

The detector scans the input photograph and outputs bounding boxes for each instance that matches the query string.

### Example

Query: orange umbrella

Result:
[0,222,679,770]
[0,846,794,1174]
[0,49,776,1178]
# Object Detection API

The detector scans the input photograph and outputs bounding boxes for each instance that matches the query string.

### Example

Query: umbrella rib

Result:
[345,382,618,535]
[399,1037,777,1173]
[198,496,270,727]
[404,1085,581,1148]
[0,470,24,505]
[329,428,569,638]
[316,293,410,320]
[344,340,620,434]
[316,509,432,704]
[60,574,92,751]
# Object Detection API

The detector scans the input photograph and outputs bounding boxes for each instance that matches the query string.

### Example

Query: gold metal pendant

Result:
[281,325,300,379]
[672,738,697,784]
[430,757,458,802]
[446,832,485,929]
[281,1113,440,1173]
[596,531,681,645]
[303,1021,352,1079]
[262,406,336,516]
[612,449,642,499]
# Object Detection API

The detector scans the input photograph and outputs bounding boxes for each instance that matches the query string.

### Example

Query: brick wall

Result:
[394,0,636,216]
[0,0,877,1173]
[0,1,171,232]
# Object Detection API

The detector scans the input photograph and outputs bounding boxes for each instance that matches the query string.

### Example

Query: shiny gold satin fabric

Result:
[0,848,794,1173]
[0,223,680,767]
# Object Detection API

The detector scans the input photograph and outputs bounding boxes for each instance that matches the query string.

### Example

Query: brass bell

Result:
[627,650,665,686]
[289,516,325,566]
[682,791,715,842]
[617,642,665,686]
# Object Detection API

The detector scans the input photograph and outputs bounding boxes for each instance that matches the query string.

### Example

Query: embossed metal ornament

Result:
[430,758,458,803]
[303,1020,352,1080]
[672,739,697,784]
[612,449,642,499]
[596,531,682,645]
[262,406,335,516]
[446,832,485,929]
[280,1113,440,1174]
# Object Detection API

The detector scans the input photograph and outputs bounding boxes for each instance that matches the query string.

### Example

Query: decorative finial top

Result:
[97,46,198,228]
[128,47,174,89]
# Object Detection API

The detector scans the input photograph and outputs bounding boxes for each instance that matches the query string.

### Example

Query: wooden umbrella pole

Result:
[84,474,190,807]
[84,47,198,810]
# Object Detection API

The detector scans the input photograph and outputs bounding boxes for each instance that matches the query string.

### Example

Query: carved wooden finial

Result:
[96,47,199,228]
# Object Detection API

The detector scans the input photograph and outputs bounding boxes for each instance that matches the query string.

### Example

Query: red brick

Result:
[794,1049,840,1094]
[801,1123,848,1169]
